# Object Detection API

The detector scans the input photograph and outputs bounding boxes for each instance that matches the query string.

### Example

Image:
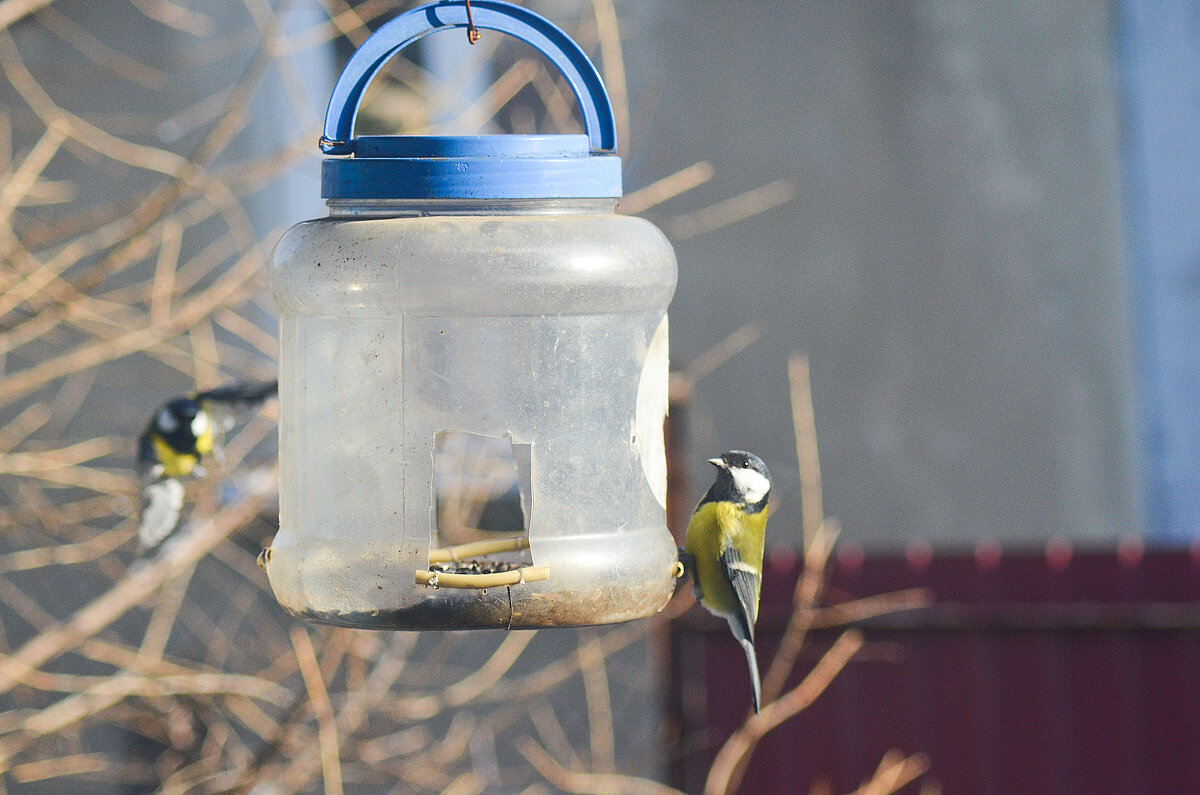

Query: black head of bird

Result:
[154,397,208,453]
[706,450,771,511]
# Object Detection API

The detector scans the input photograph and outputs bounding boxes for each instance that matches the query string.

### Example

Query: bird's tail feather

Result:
[729,618,762,714]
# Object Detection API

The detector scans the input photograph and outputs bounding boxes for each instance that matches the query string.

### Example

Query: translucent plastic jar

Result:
[262,1,679,629]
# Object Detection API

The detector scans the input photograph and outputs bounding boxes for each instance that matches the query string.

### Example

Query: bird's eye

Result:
[741,461,750,468]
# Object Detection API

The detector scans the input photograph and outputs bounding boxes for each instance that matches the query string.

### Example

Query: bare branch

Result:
[0,0,54,32]
[789,353,824,549]
[620,161,715,216]
[667,179,797,240]
[519,736,686,795]
[290,628,343,795]
[703,630,865,795]
[849,750,932,795]
[0,490,272,699]
[578,632,615,774]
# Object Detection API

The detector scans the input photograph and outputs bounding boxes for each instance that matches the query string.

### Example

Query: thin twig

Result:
[0,118,67,231]
[620,161,714,216]
[399,631,537,719]
[519,736,686,795]
[667,179,796,240]
[127,0,215,36]
[9,752,110,784]
[789,353,824,549]
[683,323,763,387]
[0,526,132,573]
[759,518,839,702]
[290,628,343,795]
[0,489,272,699]
[591,0,629,151]
[703,629,865,795]
[578,632,615,774]
[0,0,54,32]
[850,750,932,795]
[35,5,168,88]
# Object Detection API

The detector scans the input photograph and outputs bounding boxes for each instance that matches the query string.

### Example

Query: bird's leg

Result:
[676,549,702,599]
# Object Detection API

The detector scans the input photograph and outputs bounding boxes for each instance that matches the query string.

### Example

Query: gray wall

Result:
[623,1,1142,551]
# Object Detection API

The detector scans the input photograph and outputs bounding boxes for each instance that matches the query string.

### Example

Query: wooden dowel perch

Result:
[416,565,550,590]
[418,536,543,589]
[427,536,530,563]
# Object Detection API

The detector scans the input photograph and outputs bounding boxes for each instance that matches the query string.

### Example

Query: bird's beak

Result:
[708,457,725,468]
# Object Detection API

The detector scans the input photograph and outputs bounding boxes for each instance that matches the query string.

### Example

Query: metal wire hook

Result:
[464,0,481,44]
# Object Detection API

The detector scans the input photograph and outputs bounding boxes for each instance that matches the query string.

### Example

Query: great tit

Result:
[682,450,771,713]
[136,379,277,552]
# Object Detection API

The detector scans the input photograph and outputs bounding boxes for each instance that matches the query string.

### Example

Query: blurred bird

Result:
[136,380,277,552]
[682,450,771,713]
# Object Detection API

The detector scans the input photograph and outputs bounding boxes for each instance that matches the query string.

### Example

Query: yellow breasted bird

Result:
[136,380,277,552]
[682,450,771,713]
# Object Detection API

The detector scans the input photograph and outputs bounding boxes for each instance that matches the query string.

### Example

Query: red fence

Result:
[666,547,1200,793]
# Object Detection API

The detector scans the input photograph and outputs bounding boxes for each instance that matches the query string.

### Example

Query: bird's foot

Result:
[676,549,702,598]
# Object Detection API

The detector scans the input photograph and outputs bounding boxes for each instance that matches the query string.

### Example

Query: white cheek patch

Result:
[731,467,771,504]
[191,411,209,437]
[156,408,179,433]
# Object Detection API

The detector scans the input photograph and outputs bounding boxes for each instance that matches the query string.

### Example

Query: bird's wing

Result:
[138,477,185,551]
[719,543,761,644]
[136,422,162,480]
[196,379,277,408]
[196,379,278,431]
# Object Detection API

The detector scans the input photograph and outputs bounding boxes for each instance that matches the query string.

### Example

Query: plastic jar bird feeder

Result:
[262,0,678,630]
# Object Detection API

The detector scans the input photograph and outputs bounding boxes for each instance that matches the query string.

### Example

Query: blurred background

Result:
[1,1,1197,793]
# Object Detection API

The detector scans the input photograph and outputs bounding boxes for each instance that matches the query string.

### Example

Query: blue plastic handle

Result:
[321,0,617,155]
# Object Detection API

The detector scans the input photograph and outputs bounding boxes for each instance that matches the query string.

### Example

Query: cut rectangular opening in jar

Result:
[428,431,536,582]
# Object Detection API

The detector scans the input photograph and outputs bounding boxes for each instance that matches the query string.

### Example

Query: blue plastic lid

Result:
[320,1,621,200]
